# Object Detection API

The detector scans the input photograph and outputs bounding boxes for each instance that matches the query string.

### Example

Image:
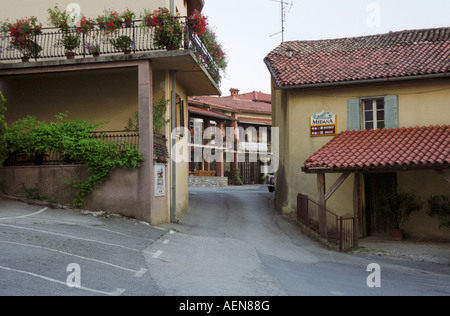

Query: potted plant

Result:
[121,8,135,27]
[96,10,123,35]
[86,43,101,57]
[142,7,184,50]
[48,5,71,30]
[1,17,43,61]
[62,33,80,59]
[76,16,95,35]
[110,35,133,54]
[189,9,208,37]
[379,185,423,241]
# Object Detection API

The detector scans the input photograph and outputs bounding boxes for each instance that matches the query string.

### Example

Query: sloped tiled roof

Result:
[265,28,450,87]
[189,92,272,114]
[303,125,450,172]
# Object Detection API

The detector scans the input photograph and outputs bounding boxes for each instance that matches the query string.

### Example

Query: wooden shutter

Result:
[347,98,361,131]
[384,95,398,129]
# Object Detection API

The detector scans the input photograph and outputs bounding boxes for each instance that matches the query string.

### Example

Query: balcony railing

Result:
[0,17,220,83]
[3,130,170,166]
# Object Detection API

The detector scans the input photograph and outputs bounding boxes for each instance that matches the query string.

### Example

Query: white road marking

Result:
[0,207,48,221]
[0,223,142,253]
[0,241,147,277]
[163,239,170,244]
[0,265,125,296]
[152,250,163,259]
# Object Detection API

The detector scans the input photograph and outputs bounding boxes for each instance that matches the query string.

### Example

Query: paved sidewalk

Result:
[356,237,450,266]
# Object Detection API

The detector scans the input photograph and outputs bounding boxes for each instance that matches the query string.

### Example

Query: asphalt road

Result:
[1,186,449,296]
[151,186,450,296]
[0,198,166,296]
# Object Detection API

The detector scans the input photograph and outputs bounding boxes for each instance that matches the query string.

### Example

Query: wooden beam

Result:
[435,169,450,184]
[325,172,351,201]
[353,172,362,248]
[317,173,327,238]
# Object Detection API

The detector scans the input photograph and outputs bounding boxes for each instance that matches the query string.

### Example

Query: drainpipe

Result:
[170,0,175,15]
[170,70,179,223]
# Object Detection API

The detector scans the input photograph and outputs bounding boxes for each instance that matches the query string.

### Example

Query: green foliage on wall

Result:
[0,92,7,166]
[4,113,145,207]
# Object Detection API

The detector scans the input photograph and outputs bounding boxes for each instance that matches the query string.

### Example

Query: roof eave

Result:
[274,72,450,90]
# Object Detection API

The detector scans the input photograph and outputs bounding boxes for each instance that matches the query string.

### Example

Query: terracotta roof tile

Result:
[188,91,272,114]
[303,125,450,171]
[265,28,450,87]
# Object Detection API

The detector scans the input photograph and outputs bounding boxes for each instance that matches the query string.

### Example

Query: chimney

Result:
[230,88,240,98]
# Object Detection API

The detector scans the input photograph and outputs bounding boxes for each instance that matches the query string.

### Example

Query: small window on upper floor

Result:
[347,95,398,131]
[362,98,385,130]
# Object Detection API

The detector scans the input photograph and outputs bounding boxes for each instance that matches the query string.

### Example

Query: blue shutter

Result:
[384,95,399,129]
[348,98,361,131]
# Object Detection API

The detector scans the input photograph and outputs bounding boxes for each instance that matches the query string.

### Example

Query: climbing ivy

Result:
[5,113,145,207]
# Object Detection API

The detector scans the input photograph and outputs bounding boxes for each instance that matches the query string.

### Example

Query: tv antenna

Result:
[269,0,293,42]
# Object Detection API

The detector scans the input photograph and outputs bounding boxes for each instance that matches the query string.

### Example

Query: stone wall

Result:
[188,176,228,188]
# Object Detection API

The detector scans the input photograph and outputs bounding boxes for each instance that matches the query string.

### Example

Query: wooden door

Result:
[364,173,397,236]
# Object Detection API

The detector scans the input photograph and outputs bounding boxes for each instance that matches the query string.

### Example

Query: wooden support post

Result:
[317,173,327,238]
[325,172,351,201]
[353,172,362,248]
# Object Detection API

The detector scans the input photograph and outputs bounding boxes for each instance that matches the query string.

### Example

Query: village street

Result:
[0,186,449,296]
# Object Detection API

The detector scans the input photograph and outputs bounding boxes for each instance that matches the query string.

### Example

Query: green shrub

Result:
[5,113,145,207]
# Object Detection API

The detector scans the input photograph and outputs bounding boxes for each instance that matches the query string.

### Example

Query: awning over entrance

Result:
[302,125,450,174]
[300,125,450,244]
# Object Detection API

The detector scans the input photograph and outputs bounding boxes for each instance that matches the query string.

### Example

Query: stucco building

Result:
[265,27,450,242]
[188,89,272,185]
[0,0,220,225]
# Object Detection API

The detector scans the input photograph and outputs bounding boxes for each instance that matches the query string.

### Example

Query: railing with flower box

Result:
[0,17,221,84]
[4,130,140,166]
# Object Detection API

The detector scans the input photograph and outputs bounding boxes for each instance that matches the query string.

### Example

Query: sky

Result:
[202,0,450,96]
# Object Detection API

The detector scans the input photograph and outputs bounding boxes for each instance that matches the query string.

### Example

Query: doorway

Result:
[364,173,397,236]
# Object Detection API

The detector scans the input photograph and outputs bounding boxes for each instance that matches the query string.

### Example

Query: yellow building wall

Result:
[1,68,138,130]
[273,78,450,240]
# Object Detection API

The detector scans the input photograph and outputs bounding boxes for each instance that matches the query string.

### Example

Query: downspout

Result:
[170,0,175,15]
[170,70,179,223]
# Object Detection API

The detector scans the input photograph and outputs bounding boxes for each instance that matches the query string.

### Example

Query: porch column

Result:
[216,122,225,177]
[137,60,154,223]
[204,119,211,172]
[353,172,362,247]
[317,173,327,238]
[231,114,239,184]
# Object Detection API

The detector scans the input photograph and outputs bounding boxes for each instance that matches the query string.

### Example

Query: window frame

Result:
[362,98,385,130]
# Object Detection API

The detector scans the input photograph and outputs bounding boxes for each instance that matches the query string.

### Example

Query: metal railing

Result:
[297,193,356,252]
[4,130,141,166]
[0,17,220,83]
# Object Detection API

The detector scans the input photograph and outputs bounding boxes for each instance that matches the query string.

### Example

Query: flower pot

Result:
[157,155,167,164]
[65,52,76,60]
[166,44,179,51]
[21,57,30,63]
[92,53,100,58]
[125,19,133,28]
[390,229,404,241]
[124,50,131,55]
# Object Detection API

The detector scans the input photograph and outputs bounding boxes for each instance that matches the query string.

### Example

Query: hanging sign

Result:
[310,111,337,137]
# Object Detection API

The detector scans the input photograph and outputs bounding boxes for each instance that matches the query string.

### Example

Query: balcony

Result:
[0,17,221,84]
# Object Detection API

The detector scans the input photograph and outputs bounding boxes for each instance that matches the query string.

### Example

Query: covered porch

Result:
[301,125,450,248]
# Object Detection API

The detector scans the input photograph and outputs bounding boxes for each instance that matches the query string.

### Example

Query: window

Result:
[348,95,398,131]
[362,99,385,130]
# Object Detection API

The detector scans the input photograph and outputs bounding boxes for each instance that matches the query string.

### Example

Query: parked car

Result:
[267,174,275,192]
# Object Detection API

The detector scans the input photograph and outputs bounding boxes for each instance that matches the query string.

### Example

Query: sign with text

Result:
[155,164,166,197]
[310,111,337,137]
